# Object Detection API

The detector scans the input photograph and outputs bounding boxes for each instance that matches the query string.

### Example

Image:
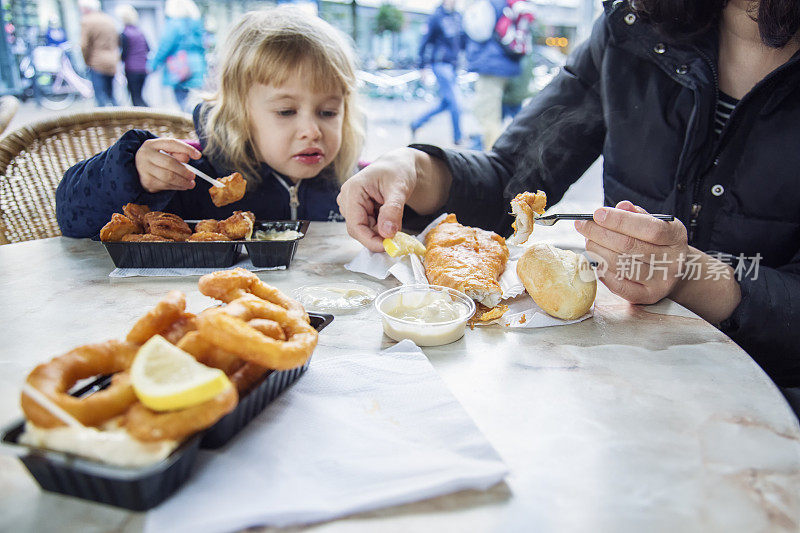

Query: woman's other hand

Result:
[337,147,451,252]
[575,200,690,305]
[135,138,202,193]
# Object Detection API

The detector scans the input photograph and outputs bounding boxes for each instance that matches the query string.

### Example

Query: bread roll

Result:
[516,244,596,320]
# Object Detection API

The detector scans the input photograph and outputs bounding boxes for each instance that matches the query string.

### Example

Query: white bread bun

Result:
[516,244,596,320]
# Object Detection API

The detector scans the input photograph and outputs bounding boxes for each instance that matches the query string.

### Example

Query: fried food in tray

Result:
[15,270,319,469]
[424,214,510,309]
[209,172,247,207]
[99,205,255,242]
[99,213,140,241]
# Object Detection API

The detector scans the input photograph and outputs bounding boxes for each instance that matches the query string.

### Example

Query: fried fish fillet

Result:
[507,190,547,245]
[423,214,509,308]
[209,172,247,207]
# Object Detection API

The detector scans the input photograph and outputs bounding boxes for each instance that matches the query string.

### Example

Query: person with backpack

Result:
[462,0,535,148]
[149,0,206,112]
[410,0,464,146]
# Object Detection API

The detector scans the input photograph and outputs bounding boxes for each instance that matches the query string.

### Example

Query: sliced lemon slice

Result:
[383,231,426,257]
[131,335,233,412]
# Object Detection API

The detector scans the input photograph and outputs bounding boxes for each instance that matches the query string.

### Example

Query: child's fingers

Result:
[147,138,202,160]
[142,168,195,192]
[153,150,197,182]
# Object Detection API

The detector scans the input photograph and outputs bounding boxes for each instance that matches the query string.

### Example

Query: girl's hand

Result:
[575,200,690,305]
[135,138,202,193]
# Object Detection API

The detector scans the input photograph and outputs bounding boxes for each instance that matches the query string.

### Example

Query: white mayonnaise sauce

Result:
[377,289,472,346]
[20,421,178,468]
[295,283,377,313]
[252,229,304,241]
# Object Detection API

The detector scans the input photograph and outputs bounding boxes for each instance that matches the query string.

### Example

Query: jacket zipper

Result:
[688,46,798,243]
[274,173,301,220]
[688,46,719,244]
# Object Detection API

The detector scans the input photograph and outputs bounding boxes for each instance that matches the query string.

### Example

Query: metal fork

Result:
[533,213,674,226]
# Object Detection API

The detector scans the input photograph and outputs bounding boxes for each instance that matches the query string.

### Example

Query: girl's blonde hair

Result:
[203,7,364,185]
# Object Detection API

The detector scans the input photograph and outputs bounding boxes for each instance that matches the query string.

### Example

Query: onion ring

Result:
[176,331,244,376]
[229,362,270,394]
[20,341,139,428]
[197,294,318,370]
[161,312,197,344]
[125,384,238,442]
[198,268,308,321]
[126,291,188,345]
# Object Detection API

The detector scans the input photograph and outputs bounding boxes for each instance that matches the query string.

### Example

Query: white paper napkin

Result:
[145,340,508,532]
[109,254,285,278]
[345,216,591,328]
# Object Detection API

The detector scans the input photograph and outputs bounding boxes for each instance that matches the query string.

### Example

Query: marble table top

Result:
[1,222,799,532]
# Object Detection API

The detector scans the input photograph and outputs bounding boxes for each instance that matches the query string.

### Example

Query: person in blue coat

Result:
[56,7,364,238]
[464,0,522,148]
[148,0,206,112]
[410,0,464,145]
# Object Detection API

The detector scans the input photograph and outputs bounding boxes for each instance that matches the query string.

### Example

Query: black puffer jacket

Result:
[411,1,800,388]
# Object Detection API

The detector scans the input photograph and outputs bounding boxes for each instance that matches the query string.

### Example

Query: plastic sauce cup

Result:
[374,284,475,346]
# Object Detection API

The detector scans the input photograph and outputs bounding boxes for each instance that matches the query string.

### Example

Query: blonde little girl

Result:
[56,7,364,237]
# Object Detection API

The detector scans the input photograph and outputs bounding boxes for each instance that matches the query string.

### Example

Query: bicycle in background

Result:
[19,44,94,110]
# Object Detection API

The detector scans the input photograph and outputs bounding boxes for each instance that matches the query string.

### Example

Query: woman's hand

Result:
[135,138,202,193]
[337,147,451,252]
[575,200,690,305]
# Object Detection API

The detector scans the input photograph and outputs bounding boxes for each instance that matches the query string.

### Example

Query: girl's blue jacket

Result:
[56,104,344,239]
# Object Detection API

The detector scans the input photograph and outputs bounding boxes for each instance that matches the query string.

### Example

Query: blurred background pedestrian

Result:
[44,18,67,47]
[463,0,535,149]
[116,4,149,107]
[148,0,206,113]
[78,0,119,107]
[501,52,535,120]
[409,0,464,145]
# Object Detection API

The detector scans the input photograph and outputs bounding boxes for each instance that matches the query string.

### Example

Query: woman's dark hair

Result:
[633,0,800,48]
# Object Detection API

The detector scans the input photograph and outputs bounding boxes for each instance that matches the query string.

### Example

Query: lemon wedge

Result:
[131,335,233,412]
[383,231,426,257]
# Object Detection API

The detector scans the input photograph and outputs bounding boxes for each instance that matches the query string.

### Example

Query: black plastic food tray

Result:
[1,423,201,511]
[0,311,332,510]
[245,220,310,268]
[0,374,202,511]
[200,311,333,448]
[102,219,309,269]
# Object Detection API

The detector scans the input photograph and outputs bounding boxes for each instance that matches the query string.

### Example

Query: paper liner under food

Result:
[474,294,593,328]
[344,214,591,328]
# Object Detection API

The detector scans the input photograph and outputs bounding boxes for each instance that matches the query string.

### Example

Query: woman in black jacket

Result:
[337,0,800,401]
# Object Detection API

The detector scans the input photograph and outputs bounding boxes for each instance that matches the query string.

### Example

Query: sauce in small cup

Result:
[374,285,475,346]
